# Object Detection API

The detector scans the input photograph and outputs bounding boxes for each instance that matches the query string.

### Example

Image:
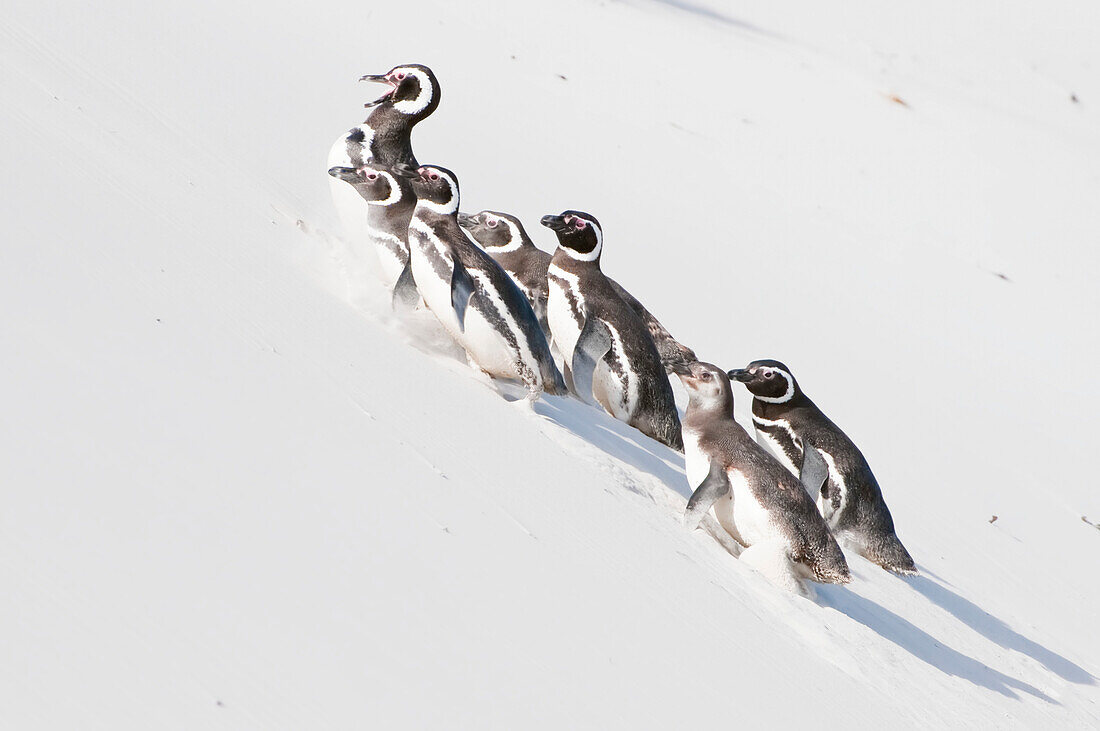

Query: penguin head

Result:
[327,162,410,206]
[360,64,440,120]
[540,211,603,262]
[406,165,460,215]
[727,360,800,404]
[670,361,734,413]
[459,210,527,252]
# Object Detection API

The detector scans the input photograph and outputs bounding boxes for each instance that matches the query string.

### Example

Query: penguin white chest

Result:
[546,266,584,361]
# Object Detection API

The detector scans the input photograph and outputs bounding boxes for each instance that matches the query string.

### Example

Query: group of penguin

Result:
[327,64,916,594]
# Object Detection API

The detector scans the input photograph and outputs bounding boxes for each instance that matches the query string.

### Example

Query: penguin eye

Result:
[701,372,712,381]
[395,72,406,81]
[763,371,774,379]
[429,173,440,181]
[365,172,378,181]
[486,218,498,228]
[574,219,587,230]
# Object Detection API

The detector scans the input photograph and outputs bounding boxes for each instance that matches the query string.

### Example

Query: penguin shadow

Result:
[814,585,1056,702]
[644,0,785,40]
[903,573,1096,686]
[531,395,688,499]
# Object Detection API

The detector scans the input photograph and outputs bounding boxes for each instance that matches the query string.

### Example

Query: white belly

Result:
[815,448,849,528]
[327,132,373,246]
[327,131,391,306]
[687,451,783,550]
[729,469,780,547]
[682,429,710,490]
[592,321,636,420]
[546,267,583,363]
[409,230,462,334]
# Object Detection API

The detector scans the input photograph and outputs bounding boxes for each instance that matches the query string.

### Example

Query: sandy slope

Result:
[2,0,1098,727]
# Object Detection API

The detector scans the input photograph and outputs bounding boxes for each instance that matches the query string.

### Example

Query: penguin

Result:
[540,211,683,451]
[672,361,851,593]
[327,161,419,310]
[326,64,440,304]
[457,210,552,337]
[402,165,566,398]
[459,209,697,371]
[727,360,916,575]
[327,64,440,170]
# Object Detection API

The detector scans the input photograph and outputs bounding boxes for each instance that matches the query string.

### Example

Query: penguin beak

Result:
[540,214,568,232]
[327,166,362,182]
[727,369,752,383]
[360,73,397,108]
[457,212,477,229]
[669,361,694,377]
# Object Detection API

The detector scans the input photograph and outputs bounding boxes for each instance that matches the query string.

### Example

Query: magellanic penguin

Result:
[326,65,440,304]
[459,210,697,371]
[403,165,566,398]
[672,361,851,593]
[728,360,916,575]
[327,161,419,310]
[327,64,440,170]
[541,211,683,451]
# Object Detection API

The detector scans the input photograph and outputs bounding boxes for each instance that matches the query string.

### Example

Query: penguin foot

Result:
[511,394,537,413]
[740,541,809,595]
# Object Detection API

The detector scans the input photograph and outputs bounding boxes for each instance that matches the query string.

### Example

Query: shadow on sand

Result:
[815,586,1055,702]
[637,0,786,40]
[904,573,1095,685]
[533,394,688,499]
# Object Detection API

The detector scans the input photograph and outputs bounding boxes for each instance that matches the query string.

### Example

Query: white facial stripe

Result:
[559,216,603,262]
[392,68,434,115]
[365,170,402,206]
[416,170,459,215]
[490,216,523,253]
[756,368,795,403]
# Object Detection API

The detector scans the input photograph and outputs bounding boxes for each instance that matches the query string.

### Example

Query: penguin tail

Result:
[657,418,684,453]
[542,363,568,397]
[633,411,684,452]
[857,532,918,576]
[808,539,852,585]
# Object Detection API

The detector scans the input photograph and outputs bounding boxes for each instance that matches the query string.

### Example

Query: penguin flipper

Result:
[391,260,419,313]
[799,442,829,502]
[450,257,478,332]
[685,461,731,531]
[571,316,613,406]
